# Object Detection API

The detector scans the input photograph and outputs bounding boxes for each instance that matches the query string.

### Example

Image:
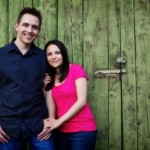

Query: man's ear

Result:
[15,22,19,31]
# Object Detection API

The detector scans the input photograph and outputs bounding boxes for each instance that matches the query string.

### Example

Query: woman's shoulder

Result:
[69,64,88,79]
[70,63,83,70]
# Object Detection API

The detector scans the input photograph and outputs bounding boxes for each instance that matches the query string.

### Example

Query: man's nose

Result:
[27,26,32,32]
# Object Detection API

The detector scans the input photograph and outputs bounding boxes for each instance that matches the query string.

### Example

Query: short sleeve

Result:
[71,64,89,80]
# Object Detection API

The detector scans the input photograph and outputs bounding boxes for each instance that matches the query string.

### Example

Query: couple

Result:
[0,7,97,150]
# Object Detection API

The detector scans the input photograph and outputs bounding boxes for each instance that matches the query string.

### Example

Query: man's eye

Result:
[23,23,28,27]
[32,25,39,30]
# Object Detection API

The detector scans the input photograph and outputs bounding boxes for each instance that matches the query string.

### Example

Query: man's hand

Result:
[0,126,10,143]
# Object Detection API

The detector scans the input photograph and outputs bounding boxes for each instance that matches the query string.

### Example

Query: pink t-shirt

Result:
[52,64,97,133]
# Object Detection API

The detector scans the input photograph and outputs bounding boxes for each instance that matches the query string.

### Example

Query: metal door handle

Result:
[94,69,126,77]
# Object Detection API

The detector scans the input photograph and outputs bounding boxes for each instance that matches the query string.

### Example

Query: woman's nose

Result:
[51,54,56,59]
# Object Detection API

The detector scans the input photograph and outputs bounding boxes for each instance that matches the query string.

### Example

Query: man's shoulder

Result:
[0,43,10,54]
[33,45,45,54]
[34,46,43,51]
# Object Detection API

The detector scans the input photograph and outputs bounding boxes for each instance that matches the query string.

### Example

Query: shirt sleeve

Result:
[72,64,89,80]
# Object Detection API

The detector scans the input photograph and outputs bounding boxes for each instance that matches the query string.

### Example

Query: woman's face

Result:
[46,44,63,70]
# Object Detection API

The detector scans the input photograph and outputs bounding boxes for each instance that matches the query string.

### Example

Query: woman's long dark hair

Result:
[44,39,70,90]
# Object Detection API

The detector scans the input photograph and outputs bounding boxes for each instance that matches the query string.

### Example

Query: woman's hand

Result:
[44,118,62,131]
[37,117,62,140]
[43,73,51,89]
[37,118,52,141]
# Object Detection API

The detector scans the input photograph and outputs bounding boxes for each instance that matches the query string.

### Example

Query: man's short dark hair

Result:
[17,7,42,29]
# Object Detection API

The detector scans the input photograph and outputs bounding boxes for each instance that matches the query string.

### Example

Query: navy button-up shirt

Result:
[0,40,48,138]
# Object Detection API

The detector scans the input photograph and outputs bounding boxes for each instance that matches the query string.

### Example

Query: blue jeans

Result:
[0,122,55,150]
[54,130,97,150]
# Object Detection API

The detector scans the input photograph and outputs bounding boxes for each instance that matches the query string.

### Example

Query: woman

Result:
[42,39,97,150]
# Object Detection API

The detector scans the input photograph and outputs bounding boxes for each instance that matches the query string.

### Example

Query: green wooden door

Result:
[0,0,150,150]
[58,0,150,150]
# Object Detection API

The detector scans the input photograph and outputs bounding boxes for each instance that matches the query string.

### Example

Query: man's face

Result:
[15,13,40,45]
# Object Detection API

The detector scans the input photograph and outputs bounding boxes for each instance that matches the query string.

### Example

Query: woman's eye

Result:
[55,51,61,54]
[47,53,52,56]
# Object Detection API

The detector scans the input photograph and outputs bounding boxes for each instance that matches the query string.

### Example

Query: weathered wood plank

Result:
[33,0,57,49]
[120,0,137,150]
[70,0,83,64]
[57,0,83,64]
[135,0,150,149]
[8,0,23,42]
[107,0,122,149]
[22,0,33,7]
[0,0,9,46]
[83,0,109,149]
[57,0,72,61]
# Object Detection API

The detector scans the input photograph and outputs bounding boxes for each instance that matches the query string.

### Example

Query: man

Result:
[0,7,55,150]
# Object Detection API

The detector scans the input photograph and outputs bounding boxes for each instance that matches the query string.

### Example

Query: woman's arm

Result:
[59,77,87,123]
[37,90,55,140]
[44,77,88,131]
[45,90,56,118]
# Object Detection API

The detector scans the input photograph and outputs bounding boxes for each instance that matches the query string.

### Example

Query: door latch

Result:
[94,69,126,77]
[94,56,126,78]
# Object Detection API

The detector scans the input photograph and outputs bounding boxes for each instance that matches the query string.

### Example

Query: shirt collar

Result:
[6,38,40,55]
